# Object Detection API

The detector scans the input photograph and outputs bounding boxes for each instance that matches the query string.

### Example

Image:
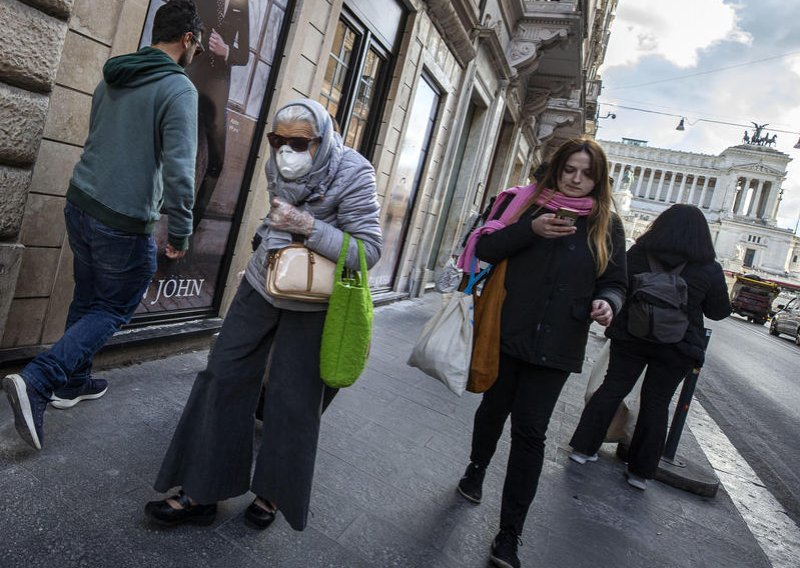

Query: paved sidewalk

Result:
[0,293,770,567]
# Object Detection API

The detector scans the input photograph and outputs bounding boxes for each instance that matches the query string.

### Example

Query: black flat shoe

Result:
[244,498,276,530]
[144,491,217,526]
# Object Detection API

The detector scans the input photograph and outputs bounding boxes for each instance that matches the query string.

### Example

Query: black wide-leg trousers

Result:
[154,279,336,530]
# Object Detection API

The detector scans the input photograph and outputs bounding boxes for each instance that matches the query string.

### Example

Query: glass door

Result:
[370,75,440,288]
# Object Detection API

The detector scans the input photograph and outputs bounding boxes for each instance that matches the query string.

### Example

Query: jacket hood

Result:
[103,47,186,87]
[634,243,688,270]
[651,250,687,269]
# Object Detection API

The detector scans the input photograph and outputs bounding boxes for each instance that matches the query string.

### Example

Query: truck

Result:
[729,274,780,325]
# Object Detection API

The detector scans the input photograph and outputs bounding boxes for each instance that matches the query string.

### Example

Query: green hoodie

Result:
[68,47,198,250]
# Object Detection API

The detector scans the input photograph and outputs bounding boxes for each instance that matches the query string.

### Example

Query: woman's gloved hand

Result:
[267,196,315,236]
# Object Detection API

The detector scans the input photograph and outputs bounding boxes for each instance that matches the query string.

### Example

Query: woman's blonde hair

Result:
[534,137,615,275]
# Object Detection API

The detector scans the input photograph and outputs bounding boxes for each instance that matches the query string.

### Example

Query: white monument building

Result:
[601,133,800,278]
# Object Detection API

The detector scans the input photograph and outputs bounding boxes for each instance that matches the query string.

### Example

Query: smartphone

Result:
[554,207,579,226]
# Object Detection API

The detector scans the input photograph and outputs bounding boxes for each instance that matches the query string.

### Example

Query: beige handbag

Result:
[265,244,336,302]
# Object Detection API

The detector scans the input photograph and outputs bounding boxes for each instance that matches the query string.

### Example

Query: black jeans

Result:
[570,339,693,478]
[470,352,569,535]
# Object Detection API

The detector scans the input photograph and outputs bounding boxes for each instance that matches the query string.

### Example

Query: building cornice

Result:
[599,139,718,161]
[726,162,787,178]
[472,21,514,81]
[537,99,582,144]
[426,0,477,66]
[507,19,574,76]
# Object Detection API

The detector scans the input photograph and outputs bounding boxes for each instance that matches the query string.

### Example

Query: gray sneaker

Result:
[625,470,647,490]
[51,378,108,409]
[3,374,48,450]
[569,451,599,465]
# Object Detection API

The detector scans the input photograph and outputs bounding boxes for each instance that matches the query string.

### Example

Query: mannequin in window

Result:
[188,0,250,229]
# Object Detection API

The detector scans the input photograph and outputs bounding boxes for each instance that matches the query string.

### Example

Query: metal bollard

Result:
[661,328,712,465]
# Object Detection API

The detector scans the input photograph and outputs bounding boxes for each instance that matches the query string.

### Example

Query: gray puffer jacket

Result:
[245,145,383,312]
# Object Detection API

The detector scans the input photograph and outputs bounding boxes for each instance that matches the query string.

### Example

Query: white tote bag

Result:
[585,340,644,444]
[408,292,473,396]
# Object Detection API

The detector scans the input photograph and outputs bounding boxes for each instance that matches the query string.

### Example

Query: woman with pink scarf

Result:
[456,138,627,568]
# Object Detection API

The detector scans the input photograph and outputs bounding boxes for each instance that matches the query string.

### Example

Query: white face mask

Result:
[275,146,313,180]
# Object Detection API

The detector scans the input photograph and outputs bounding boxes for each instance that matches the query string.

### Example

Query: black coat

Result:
[605,243,732,365]
[476,210,627,373]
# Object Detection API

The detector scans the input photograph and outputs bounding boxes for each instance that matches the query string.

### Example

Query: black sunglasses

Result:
[267,132,320,152]
[189,33,204,55]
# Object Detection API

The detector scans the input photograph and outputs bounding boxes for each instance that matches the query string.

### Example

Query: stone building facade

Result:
[603,137,800,277]
[0,0,618,360]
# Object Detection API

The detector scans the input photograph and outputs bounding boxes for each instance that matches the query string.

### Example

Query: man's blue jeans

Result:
[22,202,157,396]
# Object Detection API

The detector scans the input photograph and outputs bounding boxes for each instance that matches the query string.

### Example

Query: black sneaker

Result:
[491,529,522,568]
[457,462,486,504]
[3,374,48,450]
[51,378,108,409]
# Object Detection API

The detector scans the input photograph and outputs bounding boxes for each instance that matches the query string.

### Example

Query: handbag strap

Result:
[357,239,368,283]
[335,233,351,283]
[335,233,369,285]
[464,256,491,294]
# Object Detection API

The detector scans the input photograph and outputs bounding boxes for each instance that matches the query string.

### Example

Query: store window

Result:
[319,1,403,158]
[136,0,292,322]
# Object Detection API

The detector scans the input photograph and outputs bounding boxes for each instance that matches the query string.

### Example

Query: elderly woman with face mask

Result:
[144,99,382,532]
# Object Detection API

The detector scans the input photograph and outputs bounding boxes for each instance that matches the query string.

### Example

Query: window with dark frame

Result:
[318,9,392,159]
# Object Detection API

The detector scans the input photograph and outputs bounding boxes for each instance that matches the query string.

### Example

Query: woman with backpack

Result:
[569,204,731,490]
[455,137,627,568]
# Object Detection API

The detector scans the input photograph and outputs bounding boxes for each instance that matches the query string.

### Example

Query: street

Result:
[696,314,800,526]
[0,295,774,568]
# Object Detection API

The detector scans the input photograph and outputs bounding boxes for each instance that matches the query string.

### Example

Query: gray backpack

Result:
[627,255,689,343]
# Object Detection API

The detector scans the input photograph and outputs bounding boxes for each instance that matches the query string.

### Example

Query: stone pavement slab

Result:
[0,293,770,567]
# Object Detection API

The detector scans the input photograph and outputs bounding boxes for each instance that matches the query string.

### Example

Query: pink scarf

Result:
[457,183,594,273]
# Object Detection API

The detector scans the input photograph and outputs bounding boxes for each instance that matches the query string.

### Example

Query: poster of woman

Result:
[136,0,290,317]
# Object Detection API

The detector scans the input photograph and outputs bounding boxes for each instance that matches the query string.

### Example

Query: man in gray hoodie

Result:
[3,0,204,451]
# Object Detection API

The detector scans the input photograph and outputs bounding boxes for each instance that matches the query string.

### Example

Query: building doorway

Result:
[370,74,441,288]
[744,248,756,267]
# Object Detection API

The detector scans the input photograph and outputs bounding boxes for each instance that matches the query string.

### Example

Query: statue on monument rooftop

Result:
[744,122,777,147]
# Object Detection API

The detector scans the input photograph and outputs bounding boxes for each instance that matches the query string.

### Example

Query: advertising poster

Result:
[135,0,288,319]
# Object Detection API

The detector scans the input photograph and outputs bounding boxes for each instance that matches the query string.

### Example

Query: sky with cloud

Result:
[597,0,800,234]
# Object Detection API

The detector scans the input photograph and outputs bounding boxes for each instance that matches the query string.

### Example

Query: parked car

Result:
[769,297,800,345]
[770,290,798,319]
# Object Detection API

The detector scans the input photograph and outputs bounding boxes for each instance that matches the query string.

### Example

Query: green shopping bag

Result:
[320,233,373,388]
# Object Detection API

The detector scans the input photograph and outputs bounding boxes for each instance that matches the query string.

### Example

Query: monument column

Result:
[675,173,688,204]
[644,169,656,199]
[681,174,698,205]
[633,166,645,197]
[734,177,748,214]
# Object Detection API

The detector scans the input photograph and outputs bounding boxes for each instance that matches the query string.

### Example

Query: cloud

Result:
[788,54,800,78]
[605,0,751,69]
[598,0,800,235]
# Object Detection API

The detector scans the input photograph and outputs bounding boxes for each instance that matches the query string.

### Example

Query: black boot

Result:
[457,462,486,504]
